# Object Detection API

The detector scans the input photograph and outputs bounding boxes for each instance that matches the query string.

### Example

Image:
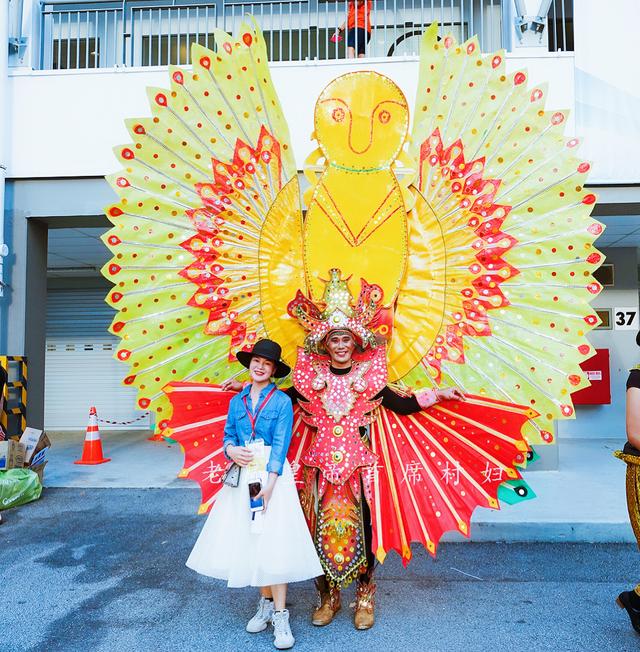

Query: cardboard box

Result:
[30,461,48,484]
[0,440,26,470]
[0,441,13,470]
[30,447,48,467]
[19,428,50,464]
[14,442,26,469]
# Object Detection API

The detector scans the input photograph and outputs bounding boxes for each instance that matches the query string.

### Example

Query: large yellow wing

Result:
[391,24,603,445]
[101,21,304,426]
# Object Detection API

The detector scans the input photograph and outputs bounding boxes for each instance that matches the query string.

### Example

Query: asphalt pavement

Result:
[2,488,640,652]
[45,431,635,544]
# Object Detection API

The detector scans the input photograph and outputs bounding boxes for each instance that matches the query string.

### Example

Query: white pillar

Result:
[0,0,9,297]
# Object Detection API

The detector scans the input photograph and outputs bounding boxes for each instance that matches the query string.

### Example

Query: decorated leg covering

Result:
[354,580,377,630]
[315,575,341,608]
[357,496,377,584]
[312,573,342,627]
[612,446,640,630]
[317,482,369,586]
[353,490,377,629]
[301,466,369,587]
[614,445,640,547]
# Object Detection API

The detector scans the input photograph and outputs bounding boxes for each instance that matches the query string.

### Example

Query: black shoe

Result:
[617,591,640,634]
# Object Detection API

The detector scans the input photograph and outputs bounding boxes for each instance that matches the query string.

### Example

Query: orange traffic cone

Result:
[74,407,111,465]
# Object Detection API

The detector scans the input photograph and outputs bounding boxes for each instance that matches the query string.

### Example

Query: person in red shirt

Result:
[338,0,372,58]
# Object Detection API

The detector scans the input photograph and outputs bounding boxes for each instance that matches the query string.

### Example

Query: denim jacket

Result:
[222,383,293,475]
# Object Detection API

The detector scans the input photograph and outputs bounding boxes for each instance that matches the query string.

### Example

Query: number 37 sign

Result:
[614,307,639,330]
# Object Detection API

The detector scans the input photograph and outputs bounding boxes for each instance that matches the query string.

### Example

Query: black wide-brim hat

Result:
[236,339,291,378]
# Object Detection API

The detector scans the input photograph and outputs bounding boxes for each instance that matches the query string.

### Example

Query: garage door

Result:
[45,288,152,430]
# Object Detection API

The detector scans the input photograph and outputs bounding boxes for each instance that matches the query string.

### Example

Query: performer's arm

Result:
[284,385,303,404]
[220,378,245,392]
[626,369,640,450]
[266,397,294,476]
[378,386,465,414]
[377,386,421,415]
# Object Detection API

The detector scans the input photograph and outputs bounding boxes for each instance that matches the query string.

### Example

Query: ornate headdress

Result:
[287,270,385,353]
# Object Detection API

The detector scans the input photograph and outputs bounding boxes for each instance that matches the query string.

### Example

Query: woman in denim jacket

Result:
[187,339,322,650]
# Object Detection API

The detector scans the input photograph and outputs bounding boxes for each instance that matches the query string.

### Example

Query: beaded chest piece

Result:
[293,347,387,494]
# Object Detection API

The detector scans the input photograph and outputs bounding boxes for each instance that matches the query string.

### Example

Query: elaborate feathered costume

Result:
[102,20,603,590]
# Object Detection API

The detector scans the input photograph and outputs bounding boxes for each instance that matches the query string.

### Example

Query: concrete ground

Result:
[44,430,635,543]
[2,488,640,652]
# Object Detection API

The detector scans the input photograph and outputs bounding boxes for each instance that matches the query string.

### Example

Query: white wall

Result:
[574,0,640,183]
[6,52,575,178]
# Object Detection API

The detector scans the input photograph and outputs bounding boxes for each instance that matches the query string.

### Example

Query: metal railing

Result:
[39,0,573,70]
[547,0,572,52]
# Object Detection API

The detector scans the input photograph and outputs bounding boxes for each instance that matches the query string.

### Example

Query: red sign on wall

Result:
[572,348,611,405]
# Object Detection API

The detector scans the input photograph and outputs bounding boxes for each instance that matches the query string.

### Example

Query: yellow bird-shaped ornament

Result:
[303,72,413,305]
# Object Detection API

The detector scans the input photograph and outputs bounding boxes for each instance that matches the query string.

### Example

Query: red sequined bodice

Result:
[292,346,388,494]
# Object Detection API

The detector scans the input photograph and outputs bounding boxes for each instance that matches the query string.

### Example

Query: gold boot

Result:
[354,581,376,630]
[312,585,341,626]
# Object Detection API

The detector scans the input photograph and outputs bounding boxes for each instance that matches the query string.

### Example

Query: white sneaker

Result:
[272,609,295,649]
[246,597,274,633]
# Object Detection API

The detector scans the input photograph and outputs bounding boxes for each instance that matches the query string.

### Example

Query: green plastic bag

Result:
[0,469,42,510]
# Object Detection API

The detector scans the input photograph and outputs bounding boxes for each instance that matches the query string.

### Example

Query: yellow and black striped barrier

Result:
[0,356,27,437]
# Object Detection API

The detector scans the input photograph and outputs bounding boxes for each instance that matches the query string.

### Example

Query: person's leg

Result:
[617,584,640,633]
[246,587,275,634]
[271,584,295,649]
[354,496,376,630]
[346,28,356,58]
[358,496,376,583]
[307,470,342,626]
[311,575,342,627]
[356,27,368,58]
[312,573,341,626]
[615,448,640,633]
[270,583,287,611]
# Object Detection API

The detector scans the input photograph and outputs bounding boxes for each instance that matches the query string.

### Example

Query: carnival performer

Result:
[186,339,322,650]
[102,19,603,644]
[614,333,640,634]
[224,287,464,630]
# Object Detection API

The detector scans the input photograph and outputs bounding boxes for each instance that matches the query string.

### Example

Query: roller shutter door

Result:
[45,288,152,430]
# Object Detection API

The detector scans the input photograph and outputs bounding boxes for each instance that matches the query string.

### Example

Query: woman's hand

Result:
[256,473,278,512]
[227,445,254,467]
[221,379,243,392]
[437,387,465,401]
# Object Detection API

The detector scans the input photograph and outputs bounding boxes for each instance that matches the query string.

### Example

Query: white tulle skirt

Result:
[186,456,322,588]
